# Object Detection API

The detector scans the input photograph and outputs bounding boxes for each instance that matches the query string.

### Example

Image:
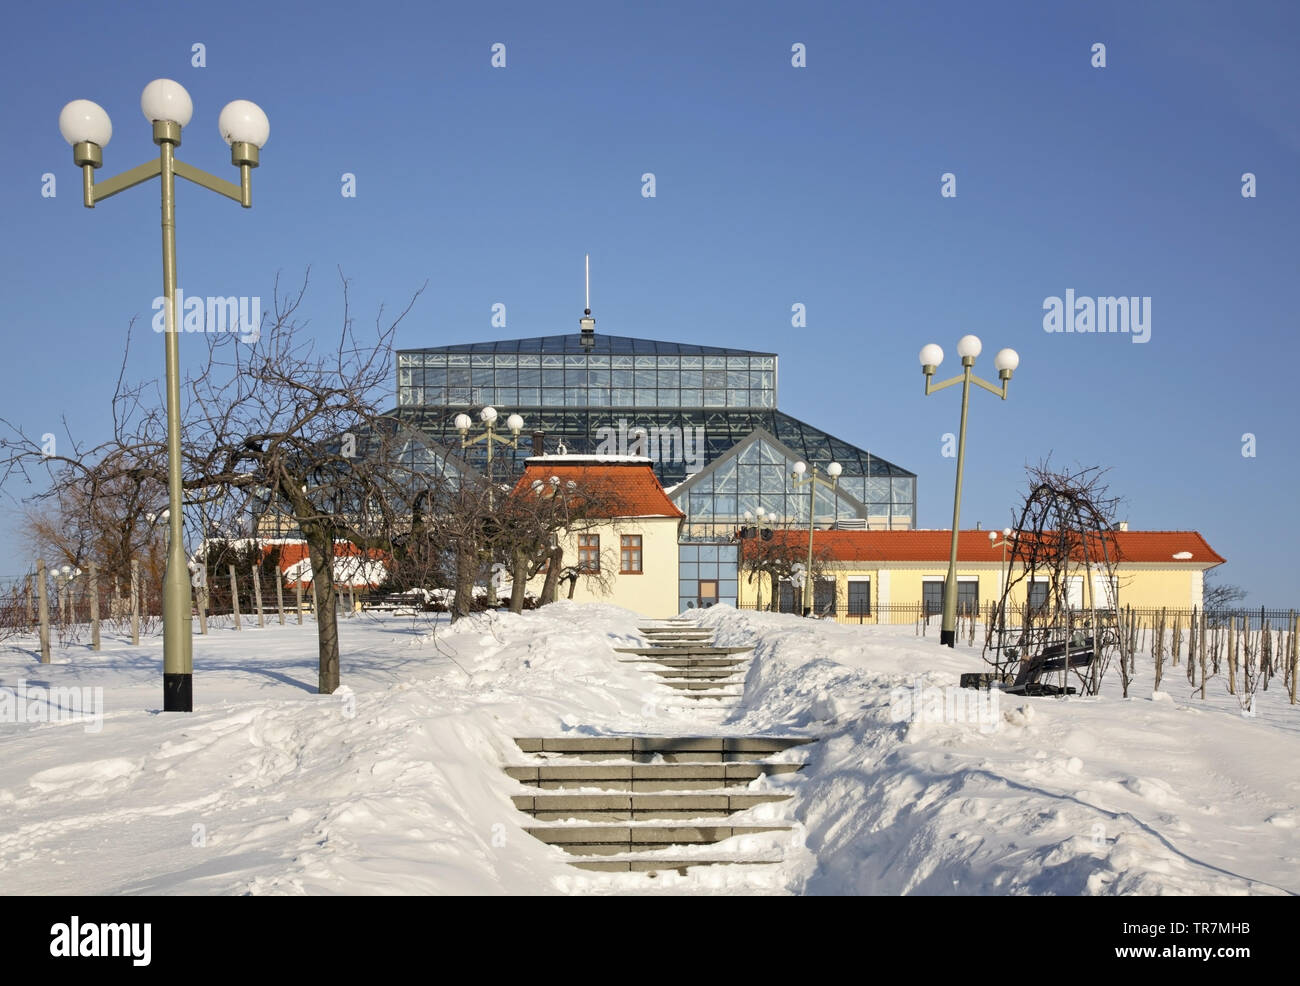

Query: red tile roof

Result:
[755,529,1224,565]
[512,460,685,519]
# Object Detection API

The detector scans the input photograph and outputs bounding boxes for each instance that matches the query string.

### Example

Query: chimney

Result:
[1118,521,1129,532]
[532,431,545,457]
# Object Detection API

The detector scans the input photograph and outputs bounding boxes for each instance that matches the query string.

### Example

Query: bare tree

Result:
[1,269,424,695]
[739,529,834,613]
[496,472,627,612]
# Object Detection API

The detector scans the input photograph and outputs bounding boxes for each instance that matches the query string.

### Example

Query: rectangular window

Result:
[1065,576,1083,610]
[922,580,943,616]
[620,535,643,574]
[1028,579,1049,612]
[578,533,600,572]
[814,577,835,616]
[848,580,871,616]
[1092,575,1118,611]
[958,580,979,616]
[778,579,797,614]
[922,578,978,616]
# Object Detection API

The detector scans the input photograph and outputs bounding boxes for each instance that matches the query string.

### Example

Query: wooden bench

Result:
[1006,636,1096,696]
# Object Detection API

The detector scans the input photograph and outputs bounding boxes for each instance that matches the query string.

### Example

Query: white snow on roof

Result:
[283,557,388,587]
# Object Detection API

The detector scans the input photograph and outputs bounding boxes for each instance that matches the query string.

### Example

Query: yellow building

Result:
[513,455,684,618]
[740,528,1224,621]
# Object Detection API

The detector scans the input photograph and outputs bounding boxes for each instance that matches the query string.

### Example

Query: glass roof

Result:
[390,405,914,489]
[400,333,775,357]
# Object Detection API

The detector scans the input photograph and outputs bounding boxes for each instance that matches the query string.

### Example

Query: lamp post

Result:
[59,80,269,712]
[790,460,841,616]
[52,565,82,624]
[455,407,525,507]
[737,508,775,611]
[919,335,1020,647]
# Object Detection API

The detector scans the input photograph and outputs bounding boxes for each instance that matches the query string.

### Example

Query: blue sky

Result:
[1,0,1297,600]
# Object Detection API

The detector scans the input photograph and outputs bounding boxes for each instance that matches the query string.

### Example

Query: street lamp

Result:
[51,564,82,624]
[456,407,525,506]
[736,508,775,611]
[920,335,1019,647]
[790,460,841,616]
[59,80,269,712]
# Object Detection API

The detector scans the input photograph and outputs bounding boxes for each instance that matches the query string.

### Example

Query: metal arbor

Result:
[983,466,1129,697]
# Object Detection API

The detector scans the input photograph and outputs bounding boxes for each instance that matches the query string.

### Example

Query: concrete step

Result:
[512,791,790,821]
[516,750,766,763]
[514,737,813,756]
[524,823,790,855]
[649,668,743,680]
[659,679,745,691]
[613,646,753,656]
[617,657,748,668]
[505,761,806,790]
[569,857,781,874]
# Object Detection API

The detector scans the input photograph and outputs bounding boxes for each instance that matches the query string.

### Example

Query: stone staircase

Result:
[614,618,755,703]
[506,735,815,873]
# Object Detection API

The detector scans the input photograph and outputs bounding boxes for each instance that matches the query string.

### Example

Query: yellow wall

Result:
[525,517,681,618]
[738,561,1211,613]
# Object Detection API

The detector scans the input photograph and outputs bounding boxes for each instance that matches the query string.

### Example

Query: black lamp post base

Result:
[163,673,192,712]
[939,629,956,648]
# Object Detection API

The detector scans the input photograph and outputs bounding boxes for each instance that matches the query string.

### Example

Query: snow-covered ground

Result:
[1,604,1296,895]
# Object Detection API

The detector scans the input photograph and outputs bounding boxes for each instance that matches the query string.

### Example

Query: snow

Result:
[0,603,1296,895]
[281,556,388,588]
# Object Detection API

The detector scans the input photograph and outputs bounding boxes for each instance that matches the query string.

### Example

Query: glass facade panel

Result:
[394,336,914,538]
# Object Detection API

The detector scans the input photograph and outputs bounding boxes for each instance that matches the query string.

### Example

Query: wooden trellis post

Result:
[1284,613,1294,707]
[37,559,50,663]
[130,559,140,646]
[229,565,241,631]
[252,563,265,628]
[89,562,101,651]
[1198,606,1207,700]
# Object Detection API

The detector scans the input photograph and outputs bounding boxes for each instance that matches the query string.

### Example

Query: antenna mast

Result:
[579,254,596,347]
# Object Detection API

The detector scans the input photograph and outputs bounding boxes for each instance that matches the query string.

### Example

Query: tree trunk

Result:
[452,541,476,622]
[306,528,340,694]
[509,550,529,613]
[539,546,563,605]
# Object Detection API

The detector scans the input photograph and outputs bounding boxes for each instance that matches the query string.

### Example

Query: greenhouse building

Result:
[390,315,918,610]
